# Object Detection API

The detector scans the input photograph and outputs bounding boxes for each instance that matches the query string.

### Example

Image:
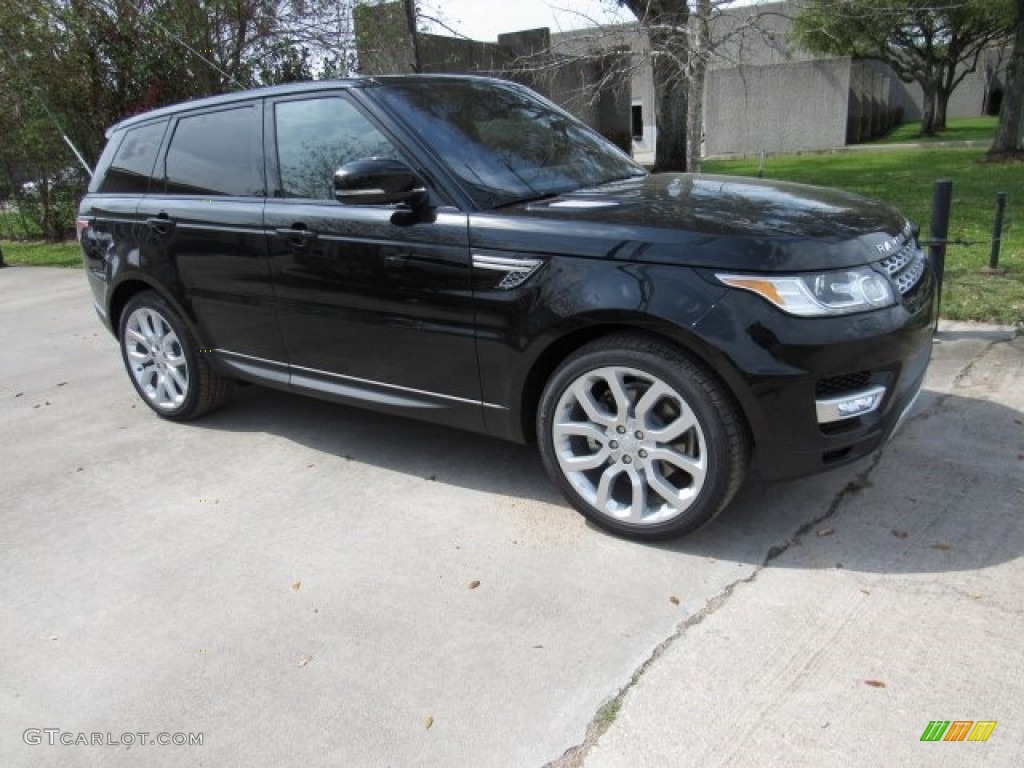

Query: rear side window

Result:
[93,120,168,194]
[164,106,263,196]
[274,97,398,200]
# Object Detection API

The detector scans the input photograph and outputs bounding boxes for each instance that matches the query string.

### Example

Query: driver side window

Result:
[274,97,399,200]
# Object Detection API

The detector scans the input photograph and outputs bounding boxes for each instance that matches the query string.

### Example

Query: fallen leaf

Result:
[298,655,313,668]
[424,716,434,730]
[891,529,908,538]
[860,588,871,595]
[864,680,886,688]
[930,543,953,551]
[817,527,835,537]
[306,463,315,468]
[468,580,481,590]
[15,392,23,397]
[291,581,302,591]
[669,595,681,606]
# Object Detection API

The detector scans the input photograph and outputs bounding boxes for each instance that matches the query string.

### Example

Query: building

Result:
[355,1,1007,160]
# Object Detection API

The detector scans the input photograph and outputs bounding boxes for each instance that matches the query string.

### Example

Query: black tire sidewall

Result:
[538,340,740,540]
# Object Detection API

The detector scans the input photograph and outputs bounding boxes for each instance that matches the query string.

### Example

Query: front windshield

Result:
[373,79,647,209]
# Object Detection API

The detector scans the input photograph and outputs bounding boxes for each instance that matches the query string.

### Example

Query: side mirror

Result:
[333,158,429,209]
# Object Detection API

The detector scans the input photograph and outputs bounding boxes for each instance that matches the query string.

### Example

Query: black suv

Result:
[78,75,935,540]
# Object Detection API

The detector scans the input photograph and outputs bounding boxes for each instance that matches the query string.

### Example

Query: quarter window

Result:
[96,120,168,194]
[274,97,398,200]
[164,106,263,196]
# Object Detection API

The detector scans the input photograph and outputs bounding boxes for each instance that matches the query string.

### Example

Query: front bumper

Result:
[694,260,936,481]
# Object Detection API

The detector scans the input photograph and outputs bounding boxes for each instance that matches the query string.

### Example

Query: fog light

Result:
[816,386,886,424]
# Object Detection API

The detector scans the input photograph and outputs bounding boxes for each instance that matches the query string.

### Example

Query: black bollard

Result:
[929,179,952,332]
[988,192,1007,272]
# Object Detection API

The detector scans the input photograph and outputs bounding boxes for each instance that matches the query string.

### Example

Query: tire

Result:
[118,291,233,421]
[537,333,749,541]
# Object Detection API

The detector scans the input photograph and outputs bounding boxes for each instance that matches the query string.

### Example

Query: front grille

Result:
[878,243,926,296]
[816,371,871,398]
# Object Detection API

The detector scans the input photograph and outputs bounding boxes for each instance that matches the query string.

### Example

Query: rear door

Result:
[264,91,482,431]
[135,101,286,372]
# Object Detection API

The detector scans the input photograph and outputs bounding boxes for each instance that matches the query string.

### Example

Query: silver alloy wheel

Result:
[123,307,190,411]
[552,366,707,526]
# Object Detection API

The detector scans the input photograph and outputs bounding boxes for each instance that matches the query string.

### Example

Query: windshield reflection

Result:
[374,79,645,209]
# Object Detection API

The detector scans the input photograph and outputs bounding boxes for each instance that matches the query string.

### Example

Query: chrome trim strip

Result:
[472,253,544,272]
[815,385,887,424]
[216,349,507,411]
[216,349,279,366]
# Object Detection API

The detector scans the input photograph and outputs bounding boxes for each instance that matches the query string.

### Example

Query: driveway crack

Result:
[545,453,884,768]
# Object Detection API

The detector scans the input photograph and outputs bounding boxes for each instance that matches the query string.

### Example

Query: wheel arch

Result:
[108,275,203,345]
[519,319,755,448]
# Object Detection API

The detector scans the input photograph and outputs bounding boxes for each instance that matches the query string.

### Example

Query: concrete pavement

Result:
[568,324,1024,767]
[1,266,1021,767]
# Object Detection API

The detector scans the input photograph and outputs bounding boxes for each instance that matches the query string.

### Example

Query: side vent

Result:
[472,252,545,291]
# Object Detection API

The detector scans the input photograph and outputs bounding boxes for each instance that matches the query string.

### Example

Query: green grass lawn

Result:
[0,239,82,268]
[868,116,997,145]
[704,148,1023,326]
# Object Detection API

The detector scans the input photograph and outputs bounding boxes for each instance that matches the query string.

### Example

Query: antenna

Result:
[0,40,93,177]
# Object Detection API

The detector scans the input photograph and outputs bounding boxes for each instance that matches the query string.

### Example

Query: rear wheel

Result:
[119,291,233,420]
[538,334,748,540]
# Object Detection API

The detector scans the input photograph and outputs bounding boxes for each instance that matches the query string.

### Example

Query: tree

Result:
[793,0,1016,135]
[990,0,1024,156]
[687,0,711,172]
[0,0,361,238]
[618,1,690,171]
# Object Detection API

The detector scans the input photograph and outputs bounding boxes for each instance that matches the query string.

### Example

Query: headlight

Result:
[716,267,895,317]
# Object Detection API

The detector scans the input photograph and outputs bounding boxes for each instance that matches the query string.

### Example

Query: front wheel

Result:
[538,334,749,540]
[118,291,233,420]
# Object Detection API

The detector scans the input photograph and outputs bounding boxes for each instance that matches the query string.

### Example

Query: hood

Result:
[469,174,913,272]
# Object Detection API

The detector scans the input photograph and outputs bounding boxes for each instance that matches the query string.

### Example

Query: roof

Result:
[108,73,512,134]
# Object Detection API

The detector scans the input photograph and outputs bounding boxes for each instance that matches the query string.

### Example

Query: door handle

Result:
[146,216,174,235]
[274,227,318,248]
[275,228,317,240]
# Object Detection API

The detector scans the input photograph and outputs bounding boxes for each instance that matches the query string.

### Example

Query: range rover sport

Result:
[78,75,936,540]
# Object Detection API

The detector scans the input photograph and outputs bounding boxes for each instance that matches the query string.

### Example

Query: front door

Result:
[264,92,482,431]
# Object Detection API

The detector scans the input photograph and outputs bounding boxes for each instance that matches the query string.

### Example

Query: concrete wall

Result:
[551,25,656,156]
[704,58,851,156]
[847,60,903,143]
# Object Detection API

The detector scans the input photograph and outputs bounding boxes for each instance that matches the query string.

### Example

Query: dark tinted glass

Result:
[374,80,645,208]
[95,120,167,194]
[164,106,263,196]
[274,97,398,200]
